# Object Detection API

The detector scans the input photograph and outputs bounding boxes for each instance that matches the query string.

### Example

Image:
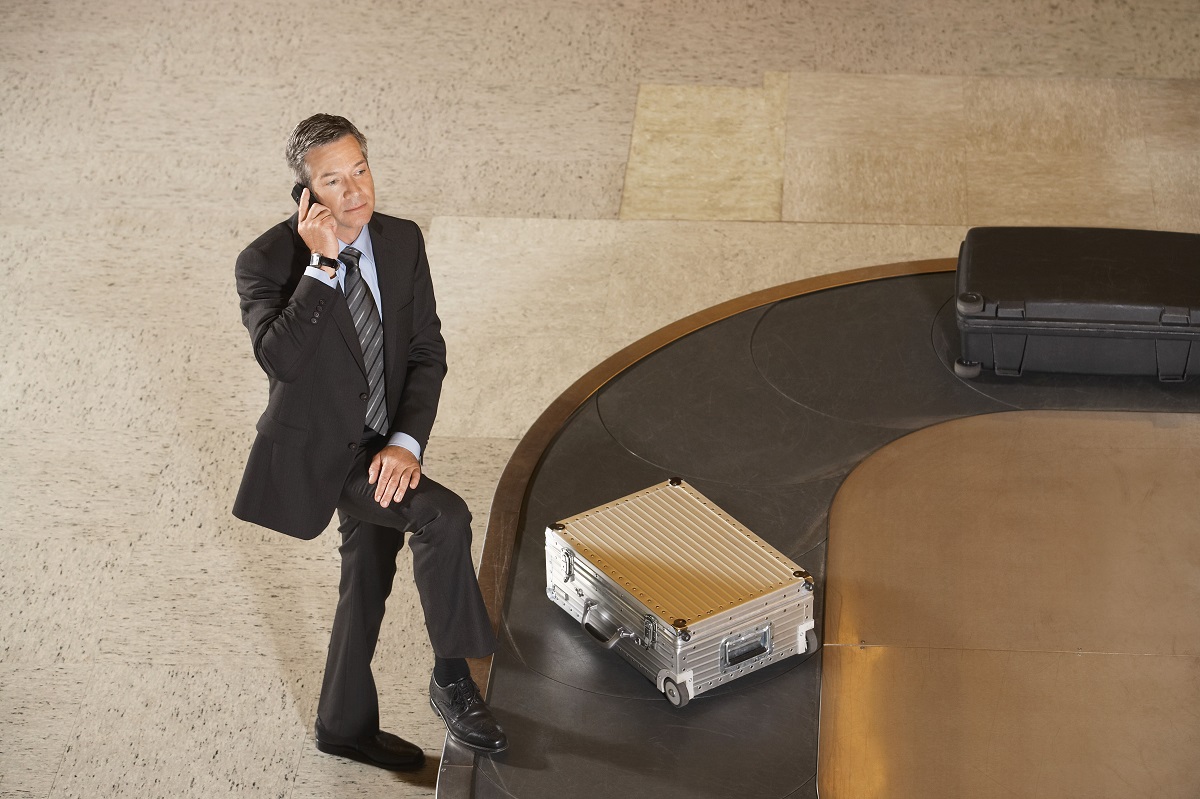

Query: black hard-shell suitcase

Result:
[954,227,1200,381]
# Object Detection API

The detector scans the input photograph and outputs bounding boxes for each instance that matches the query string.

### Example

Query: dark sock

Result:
[433,657,470,687]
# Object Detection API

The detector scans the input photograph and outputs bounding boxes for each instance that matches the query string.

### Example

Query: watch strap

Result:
[308,253,340,270]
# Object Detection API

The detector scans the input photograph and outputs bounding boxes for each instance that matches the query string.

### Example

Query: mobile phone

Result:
[291,183,320,206]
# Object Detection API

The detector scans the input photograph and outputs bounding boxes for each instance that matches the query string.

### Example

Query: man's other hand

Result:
[297,187,339,259]
[368,445,422,508]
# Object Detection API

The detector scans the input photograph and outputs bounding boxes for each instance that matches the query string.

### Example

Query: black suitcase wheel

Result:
[663,678,691,708]
[954,358,982,379]
[956,292,984,315]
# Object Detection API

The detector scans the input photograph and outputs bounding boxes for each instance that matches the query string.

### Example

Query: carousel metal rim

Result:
[437,257,957,794]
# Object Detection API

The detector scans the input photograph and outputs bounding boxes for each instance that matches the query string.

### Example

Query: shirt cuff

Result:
[304,265,339,287]
[387,432,422,461]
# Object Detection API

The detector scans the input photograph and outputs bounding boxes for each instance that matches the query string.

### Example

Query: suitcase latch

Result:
[561,549,575,582]
[641,615,658,649]
[1161,306,1191,326]
[996,302,1026,319]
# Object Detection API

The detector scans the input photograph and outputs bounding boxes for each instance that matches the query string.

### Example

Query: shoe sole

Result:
[429,698,510,754]
[315,738,426,772]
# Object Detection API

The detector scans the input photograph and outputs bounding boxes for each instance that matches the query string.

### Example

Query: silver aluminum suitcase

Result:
[545,479,816,707]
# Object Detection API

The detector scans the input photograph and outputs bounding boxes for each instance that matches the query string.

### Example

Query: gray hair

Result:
[284,114,369,185]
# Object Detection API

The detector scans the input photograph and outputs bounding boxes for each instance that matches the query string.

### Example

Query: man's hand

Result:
[297,187,339,259]
[368,445,422,508]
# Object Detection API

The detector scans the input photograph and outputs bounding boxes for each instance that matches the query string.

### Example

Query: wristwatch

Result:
[309,252,340,273]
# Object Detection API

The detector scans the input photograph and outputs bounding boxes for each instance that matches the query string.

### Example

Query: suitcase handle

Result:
[580,599,640,650]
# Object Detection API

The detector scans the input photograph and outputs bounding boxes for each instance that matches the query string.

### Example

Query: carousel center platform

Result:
[438,259,1200,799]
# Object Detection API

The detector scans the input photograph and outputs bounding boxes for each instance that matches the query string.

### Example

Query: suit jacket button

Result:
[348,442,358,450]
[310,316,318,324]
[359,392,368,401]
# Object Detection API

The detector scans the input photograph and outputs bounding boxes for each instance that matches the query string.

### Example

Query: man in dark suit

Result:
[233,114,507,771]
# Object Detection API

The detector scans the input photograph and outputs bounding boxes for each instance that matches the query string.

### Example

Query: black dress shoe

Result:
[429,675,509,753]
[314,724,426,771]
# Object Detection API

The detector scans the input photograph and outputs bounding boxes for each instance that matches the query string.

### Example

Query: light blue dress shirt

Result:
[304,226,423,460]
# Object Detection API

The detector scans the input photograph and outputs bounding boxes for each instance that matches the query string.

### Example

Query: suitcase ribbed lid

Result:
[551,480,810,627]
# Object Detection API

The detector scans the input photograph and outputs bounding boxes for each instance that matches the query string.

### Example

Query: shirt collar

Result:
[338,226,375,264]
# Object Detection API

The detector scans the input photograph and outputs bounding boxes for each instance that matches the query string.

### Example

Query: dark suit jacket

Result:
[232,212,446,539]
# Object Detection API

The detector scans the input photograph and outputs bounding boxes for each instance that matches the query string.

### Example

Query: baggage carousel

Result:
[437,259,1200,799]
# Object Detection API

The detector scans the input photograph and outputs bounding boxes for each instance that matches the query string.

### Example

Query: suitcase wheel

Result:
[663,677,691,708]
[956,292,985,315]
[953,358,982,380]
[805,627,820,654]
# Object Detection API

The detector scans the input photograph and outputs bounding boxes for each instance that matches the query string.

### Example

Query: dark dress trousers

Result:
[232,212,497,740]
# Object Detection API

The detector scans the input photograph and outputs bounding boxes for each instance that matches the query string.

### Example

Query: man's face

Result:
[304,135,375,243]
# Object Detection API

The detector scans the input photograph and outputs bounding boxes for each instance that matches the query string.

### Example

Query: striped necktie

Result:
[340,246,388,436]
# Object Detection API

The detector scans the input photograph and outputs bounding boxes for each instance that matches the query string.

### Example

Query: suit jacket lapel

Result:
[370,216,406,390]
[332,293,366,377]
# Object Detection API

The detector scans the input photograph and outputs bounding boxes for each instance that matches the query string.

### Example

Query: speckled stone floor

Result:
[2,1,1199,797]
